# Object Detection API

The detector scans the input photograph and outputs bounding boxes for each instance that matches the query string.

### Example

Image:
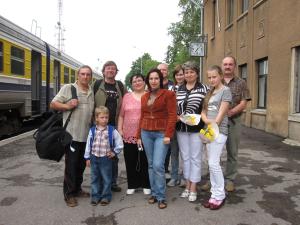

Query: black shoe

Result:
[90,199,99,206]
[111,185,122,192]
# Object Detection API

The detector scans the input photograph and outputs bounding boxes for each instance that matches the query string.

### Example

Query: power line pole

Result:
[56,0,65,52]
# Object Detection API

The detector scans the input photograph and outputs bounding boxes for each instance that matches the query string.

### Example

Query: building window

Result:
[0,42,3,72]
[227,0,234,24]
[239,64,247,82]
[70,69,75,83]
[64,67,69,84]
[211,0,216,37]
[11,46,24,75]
[241,0,249,14]
[257,59,268,109]
[294,47,300,113]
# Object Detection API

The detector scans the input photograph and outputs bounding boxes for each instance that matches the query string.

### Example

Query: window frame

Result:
[293,47,300,113]
[211,0,216,38]
[227,0,234,25]
[0,42,3,72]
[70,69,75,83]
[10,45,25,75]
[240,0,249,14]
[239,64,247,82]
[257,58,268,109]
[64,66,69,84]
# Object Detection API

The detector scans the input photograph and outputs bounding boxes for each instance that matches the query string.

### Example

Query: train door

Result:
[31,50,42,115]
[53,60,61,94]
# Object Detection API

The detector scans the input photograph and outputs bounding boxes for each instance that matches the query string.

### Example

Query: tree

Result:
[166,0,201,73]
[125,53,160,90]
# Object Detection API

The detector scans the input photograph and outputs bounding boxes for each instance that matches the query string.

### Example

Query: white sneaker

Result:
[180,189,190,198]
[188,192,197,202]
[143,188,151,195]
[126,189,135,195]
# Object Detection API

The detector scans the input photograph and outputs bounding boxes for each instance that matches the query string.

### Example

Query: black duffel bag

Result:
[33,85,76,162]
[33,111,73,162]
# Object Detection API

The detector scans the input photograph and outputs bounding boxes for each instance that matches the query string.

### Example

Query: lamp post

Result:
[190,0,204,82]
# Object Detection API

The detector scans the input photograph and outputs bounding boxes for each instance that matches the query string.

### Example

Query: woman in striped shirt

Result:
[176,61,209,202]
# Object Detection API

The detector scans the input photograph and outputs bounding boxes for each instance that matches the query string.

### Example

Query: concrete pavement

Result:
[0,126,299,225]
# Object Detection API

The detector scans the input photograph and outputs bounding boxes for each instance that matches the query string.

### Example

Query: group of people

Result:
[50,56,250,211]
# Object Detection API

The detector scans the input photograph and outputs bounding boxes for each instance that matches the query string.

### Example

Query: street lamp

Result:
[189,0,204,82]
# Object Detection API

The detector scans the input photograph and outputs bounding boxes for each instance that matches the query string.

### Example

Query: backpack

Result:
[33,85,77,162]
[89,125,115,151]
[93,79,125,97]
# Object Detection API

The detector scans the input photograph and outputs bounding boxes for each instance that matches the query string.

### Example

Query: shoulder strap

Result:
[71,85,78,99]
[108,125,115,149]
[63,85,77,129]
[90,126,96,151]
[93,79,103,95]
[117,80,125,97]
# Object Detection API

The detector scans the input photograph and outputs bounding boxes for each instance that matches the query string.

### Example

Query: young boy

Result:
[84,106,123,206]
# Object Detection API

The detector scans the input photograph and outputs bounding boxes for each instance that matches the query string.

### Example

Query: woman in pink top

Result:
[118,74,150,195]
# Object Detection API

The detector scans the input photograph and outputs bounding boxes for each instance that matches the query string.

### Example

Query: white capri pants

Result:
[177,132,203,183]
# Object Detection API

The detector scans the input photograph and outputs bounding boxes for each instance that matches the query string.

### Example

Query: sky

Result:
[0,0,182,81]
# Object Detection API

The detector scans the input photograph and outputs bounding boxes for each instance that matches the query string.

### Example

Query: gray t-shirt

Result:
[52,83,94,142]
[207,86,232,135]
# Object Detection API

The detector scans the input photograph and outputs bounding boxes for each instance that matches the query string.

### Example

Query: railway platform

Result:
[0,126,299,225]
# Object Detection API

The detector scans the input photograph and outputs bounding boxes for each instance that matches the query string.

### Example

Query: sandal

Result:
[148,196,158,204]
[158,200,167,209]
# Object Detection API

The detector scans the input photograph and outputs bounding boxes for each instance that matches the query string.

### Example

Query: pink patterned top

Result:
[119,92,142,143]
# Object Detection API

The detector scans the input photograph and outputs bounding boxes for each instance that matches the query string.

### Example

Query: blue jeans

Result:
[170,134,180,181]
[141,130,169,201]
[90,155,112,202]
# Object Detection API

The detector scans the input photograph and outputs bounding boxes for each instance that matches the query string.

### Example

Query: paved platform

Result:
[0,126,299,225]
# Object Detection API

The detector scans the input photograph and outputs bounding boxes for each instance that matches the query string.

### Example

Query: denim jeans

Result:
[111,157,119,186]
[90,155,112,202]
[141,130,169,201]
[170,134,180,181]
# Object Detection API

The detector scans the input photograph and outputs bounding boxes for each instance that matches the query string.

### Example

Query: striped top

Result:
[176,82,209,132]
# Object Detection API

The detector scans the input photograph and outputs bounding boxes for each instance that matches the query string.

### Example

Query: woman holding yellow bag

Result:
[201,65,232,210]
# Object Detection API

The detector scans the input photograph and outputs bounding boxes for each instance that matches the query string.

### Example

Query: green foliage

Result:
[125,53,160,90]
[166,0,201,72]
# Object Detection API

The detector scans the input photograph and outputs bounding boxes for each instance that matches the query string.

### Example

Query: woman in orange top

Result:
[137,68,177,209]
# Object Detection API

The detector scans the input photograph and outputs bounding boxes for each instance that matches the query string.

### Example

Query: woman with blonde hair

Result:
[201,65,232,210]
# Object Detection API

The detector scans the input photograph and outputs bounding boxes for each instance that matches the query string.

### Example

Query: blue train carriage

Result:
[0,15,98,135]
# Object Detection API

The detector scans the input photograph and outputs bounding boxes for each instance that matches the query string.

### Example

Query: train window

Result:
[64,66,69,83]
[0,42,3,72]
[11,46,25,75]
[71,69,75,83]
